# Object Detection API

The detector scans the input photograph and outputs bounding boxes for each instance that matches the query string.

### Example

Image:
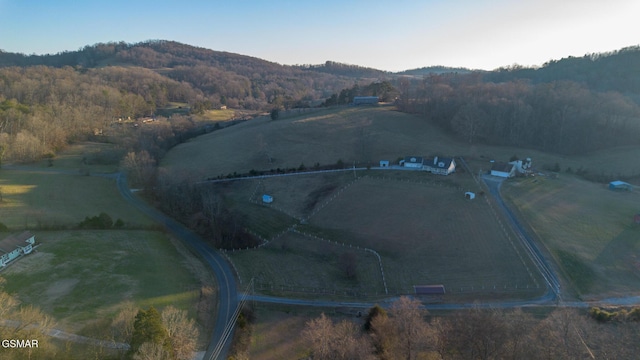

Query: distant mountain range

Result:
[0,40,472,77]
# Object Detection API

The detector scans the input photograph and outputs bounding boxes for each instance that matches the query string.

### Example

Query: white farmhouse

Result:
[0,231,35,267]
[424,156,456,175]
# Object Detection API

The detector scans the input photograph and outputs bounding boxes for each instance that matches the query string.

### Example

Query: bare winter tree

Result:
[304,313,374,360]
[161,305,199,360]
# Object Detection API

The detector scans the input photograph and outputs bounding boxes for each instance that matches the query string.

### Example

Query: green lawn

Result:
[1,230,201,334]
[502,175,640,298]
[0,170,154,229]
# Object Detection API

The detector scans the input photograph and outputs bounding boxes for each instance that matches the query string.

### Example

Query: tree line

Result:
[302,296,640,360]
[396,74,640,155]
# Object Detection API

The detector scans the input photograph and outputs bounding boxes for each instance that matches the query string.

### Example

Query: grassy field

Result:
[502,175,640,299]
[0,143,214,353]
[161,106,640,181]
[307,175,543,296]
[0,170,154,229]
[1,230,203,333]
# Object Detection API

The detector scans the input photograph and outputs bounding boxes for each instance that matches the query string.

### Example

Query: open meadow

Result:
[502,175,640,299]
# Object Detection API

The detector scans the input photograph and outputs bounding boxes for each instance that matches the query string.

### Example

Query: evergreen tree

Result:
[130,306,174,358]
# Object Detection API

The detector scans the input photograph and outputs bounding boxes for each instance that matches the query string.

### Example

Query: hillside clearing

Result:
[162,106,640,182]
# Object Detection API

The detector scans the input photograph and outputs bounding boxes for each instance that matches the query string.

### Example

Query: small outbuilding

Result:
[379,160,390,168]
[465,192,476,200]
[262,194,274,204]
[352,96,379,105]
[609,181,632,191]
[414,284,446,295]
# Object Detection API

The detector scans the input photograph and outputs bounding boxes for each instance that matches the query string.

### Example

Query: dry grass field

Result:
[306,175,544,296]
[162,106,640,181]
[223,169,544,300]
[502,175,640,299]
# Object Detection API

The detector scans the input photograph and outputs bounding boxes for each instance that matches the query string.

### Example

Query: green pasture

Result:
[502,175,640,298]
[1,230,201,334]
[191,108,237,122]
[0,170,153,229]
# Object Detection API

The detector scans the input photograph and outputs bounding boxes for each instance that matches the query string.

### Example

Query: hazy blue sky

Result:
[1,0,638,71]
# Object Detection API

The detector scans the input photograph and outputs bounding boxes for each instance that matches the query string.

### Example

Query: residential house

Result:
[401,156,424,169]
[0,231,35,267]
[424,156,456,175]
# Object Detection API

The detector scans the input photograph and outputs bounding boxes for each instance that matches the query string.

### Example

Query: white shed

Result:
[465,192,476,200]
[379,160,390,168]
[262,195,274,204]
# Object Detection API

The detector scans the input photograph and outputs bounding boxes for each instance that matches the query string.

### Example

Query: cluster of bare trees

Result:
[151,175,260,249]
[0,278,56,359]
[0,65,204,163]
[303,297,640,360]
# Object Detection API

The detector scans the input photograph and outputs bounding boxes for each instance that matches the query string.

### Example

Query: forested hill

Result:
[397,46,640,156]
[486,46,640,95]
[0,40,387,110]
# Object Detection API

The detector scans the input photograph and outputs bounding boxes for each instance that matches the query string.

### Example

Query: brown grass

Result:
[162,106,640,183]
[307,175,543,296]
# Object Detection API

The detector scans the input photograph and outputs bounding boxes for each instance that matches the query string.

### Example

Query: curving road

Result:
[115,174,238,360]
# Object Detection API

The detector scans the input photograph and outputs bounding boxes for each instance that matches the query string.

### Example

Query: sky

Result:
[0,0,638,72]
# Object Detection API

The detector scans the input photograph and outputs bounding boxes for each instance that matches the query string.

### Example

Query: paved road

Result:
[115,174,238,360]
[1,165,238,359]
[482,175,561,298]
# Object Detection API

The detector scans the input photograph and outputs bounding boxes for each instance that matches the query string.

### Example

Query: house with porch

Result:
[424,156,456,175]
[0,231,36,267]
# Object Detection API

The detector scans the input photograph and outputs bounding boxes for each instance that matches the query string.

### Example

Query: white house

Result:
[402,156,424,169]
[490,162,516,178]
[0,231,35,267]
[424,156,456,175]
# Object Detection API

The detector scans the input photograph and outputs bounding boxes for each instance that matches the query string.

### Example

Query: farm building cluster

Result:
[0,231,36,268]
[490,158,533,178]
